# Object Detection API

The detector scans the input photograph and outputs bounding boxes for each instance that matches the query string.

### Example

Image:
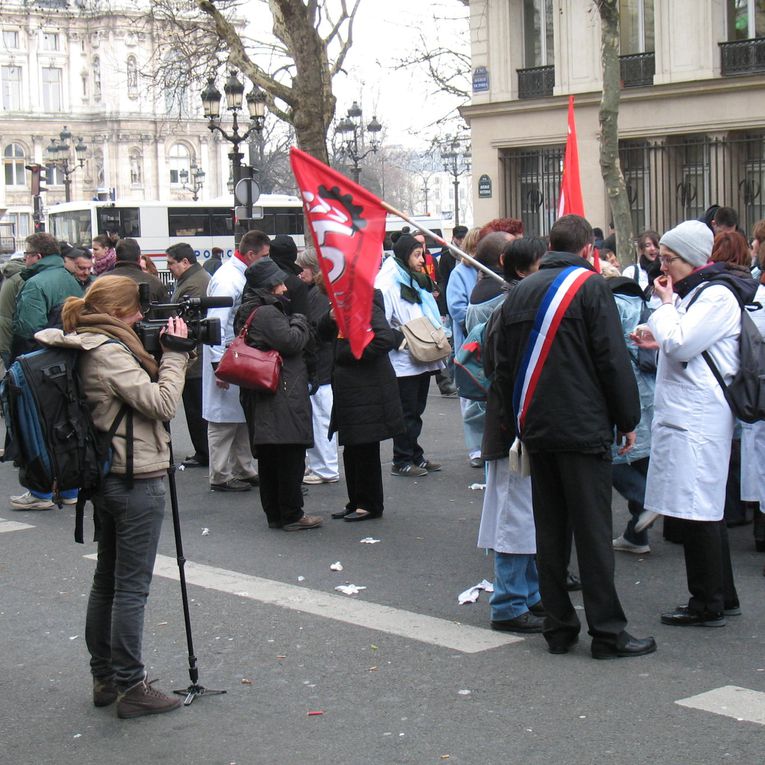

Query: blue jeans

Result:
[611,458,649,546]
[31,488,78,501]
[86,475,166,688]
[490,552,541,620]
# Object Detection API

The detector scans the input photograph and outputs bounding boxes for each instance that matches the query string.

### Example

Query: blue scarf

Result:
[392,258,443,330]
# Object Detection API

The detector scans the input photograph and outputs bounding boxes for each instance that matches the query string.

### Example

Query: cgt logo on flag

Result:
[290,147,387,358]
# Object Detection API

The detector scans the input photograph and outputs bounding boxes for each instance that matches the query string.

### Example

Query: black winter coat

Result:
[306,284,333,385]
[495,252,640,454]
[319,291,404,446]
[234,289,314,449]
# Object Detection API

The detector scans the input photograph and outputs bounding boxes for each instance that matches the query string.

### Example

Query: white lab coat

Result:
[644,283,740,521]
[202,257,247,423]
[477,458,536,554]
[374,256,445,377]
[741,283,765,505]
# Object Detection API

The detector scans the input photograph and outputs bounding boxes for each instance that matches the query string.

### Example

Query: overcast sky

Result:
[243,0,469,148]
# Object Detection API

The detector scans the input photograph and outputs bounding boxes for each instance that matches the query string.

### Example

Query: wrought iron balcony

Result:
[517,66,555,99]
[619,52,655,88]
[720,38,765,76]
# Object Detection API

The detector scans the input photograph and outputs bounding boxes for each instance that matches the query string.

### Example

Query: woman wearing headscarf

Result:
[375,234,446,477]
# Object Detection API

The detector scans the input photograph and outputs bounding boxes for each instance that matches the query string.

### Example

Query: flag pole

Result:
[380,200,508,286]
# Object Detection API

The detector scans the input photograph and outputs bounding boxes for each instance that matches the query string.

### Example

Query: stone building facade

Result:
[0,0,229,245]
[463,0,765,237]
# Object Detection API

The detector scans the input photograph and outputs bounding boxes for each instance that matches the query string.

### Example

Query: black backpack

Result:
[688,282,765,423]
[0,345,131,542]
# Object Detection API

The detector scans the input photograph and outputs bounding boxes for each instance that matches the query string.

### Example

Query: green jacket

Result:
[13,255,83,341]
[0,263,25,358]
[171,262,210,378]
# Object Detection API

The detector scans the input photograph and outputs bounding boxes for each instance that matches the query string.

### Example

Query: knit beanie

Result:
[659,221,713,268]
[393,234,421,263]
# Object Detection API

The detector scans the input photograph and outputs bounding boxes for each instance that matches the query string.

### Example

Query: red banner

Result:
[557,96,600,271]
[557,95,584,218]
[289,147,387,359]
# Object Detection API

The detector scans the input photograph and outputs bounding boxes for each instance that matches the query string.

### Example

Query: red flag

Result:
[290,147,387,359]
[557,96,600,272]
[558,96,584,218]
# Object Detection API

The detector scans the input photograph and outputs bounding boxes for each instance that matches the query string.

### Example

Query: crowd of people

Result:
[2,200,764,715]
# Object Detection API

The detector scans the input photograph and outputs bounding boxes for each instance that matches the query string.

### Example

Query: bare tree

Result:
[145,0,360,163]
[595,0,635,266]
[196,0,360,163]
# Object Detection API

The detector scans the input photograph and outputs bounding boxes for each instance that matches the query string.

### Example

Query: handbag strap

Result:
[512,266,596,435]
[237,305,261,339]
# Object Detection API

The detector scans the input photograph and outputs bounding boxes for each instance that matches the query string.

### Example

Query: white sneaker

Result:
[61,496,78,506]
[10,491,54,510]
[634,510,660,534]
[302,472,339,485]
[612,535,650,554]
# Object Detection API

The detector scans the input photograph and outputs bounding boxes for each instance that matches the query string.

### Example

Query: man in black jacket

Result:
[494,214,656,660]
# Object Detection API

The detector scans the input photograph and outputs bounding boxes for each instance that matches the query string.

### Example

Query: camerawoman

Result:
[36,275,191,719]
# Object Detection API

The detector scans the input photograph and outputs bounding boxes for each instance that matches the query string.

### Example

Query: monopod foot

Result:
[173,684,227,706]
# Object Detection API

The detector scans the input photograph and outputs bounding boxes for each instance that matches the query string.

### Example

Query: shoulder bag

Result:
[215,307,282,393]
[401,315,452,363]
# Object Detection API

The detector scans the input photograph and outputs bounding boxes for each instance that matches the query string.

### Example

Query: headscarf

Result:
[390,235,442,329]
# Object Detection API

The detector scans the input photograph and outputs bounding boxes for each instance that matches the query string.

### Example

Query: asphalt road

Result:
[1,386,764,765]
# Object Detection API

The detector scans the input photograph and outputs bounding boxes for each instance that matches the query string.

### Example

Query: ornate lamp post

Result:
[336,100,382,183]
[179,163,206,201]
[46,125,87,203]
[201,71,267,242]
[440,136,471,227]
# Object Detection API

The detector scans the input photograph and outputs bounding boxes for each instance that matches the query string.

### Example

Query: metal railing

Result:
[517,66,555,99]
[720,38,765,76]
[619,52,655,88]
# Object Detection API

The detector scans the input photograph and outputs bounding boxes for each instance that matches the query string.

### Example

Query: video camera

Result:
[134,282,233,354]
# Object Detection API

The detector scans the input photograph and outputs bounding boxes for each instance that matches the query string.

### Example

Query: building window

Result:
[41,31,60,51]
[42,67,63,111]
[93,55,101,101]
[3,30,19,49]
[168,143,191,185]
[129,148,143,186]
[728,0,765,40]
[619,0,654,54]
[127,55,138,98]
[6,212,31,239]
[523,0,554,67]
[4,143,26,186]
[1,66,21,111]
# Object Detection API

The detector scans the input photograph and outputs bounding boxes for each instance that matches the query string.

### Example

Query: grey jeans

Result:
[85,475,166,689]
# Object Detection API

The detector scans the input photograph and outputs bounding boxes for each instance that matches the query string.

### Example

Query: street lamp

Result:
[46,125,87,202]
[179,163,206,201]
[439,135,471,227]
[335,100,382,183]
[201,70,266,195]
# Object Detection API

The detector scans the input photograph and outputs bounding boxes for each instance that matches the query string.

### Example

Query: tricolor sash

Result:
[512,266,595,435]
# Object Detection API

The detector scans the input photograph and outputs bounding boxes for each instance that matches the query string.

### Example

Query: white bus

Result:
[47,195,305,269]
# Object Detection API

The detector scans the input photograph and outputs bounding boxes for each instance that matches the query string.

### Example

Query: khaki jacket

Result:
[35,328,188,475]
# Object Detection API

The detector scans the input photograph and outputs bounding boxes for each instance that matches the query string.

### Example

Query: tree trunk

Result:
[597,0,635,267]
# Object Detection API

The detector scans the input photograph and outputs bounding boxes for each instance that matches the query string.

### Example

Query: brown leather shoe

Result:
[116,677,182,719]
[282,514,323,531]
[93,677,118,707]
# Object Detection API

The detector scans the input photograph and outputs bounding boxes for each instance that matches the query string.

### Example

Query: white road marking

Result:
[84,553,522,654]
[0,518,34,533]
[676,686,765,725]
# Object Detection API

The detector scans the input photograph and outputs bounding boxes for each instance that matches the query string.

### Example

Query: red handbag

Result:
[215,307,283,393]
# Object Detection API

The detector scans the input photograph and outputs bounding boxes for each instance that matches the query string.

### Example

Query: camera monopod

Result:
[166,428,227,705]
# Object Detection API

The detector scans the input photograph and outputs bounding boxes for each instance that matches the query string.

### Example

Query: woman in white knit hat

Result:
[633,219,757,628]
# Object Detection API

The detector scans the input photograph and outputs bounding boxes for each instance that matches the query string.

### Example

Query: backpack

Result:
[0,345,131,542]
[688,282,765,423]
[454,320,490,400]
